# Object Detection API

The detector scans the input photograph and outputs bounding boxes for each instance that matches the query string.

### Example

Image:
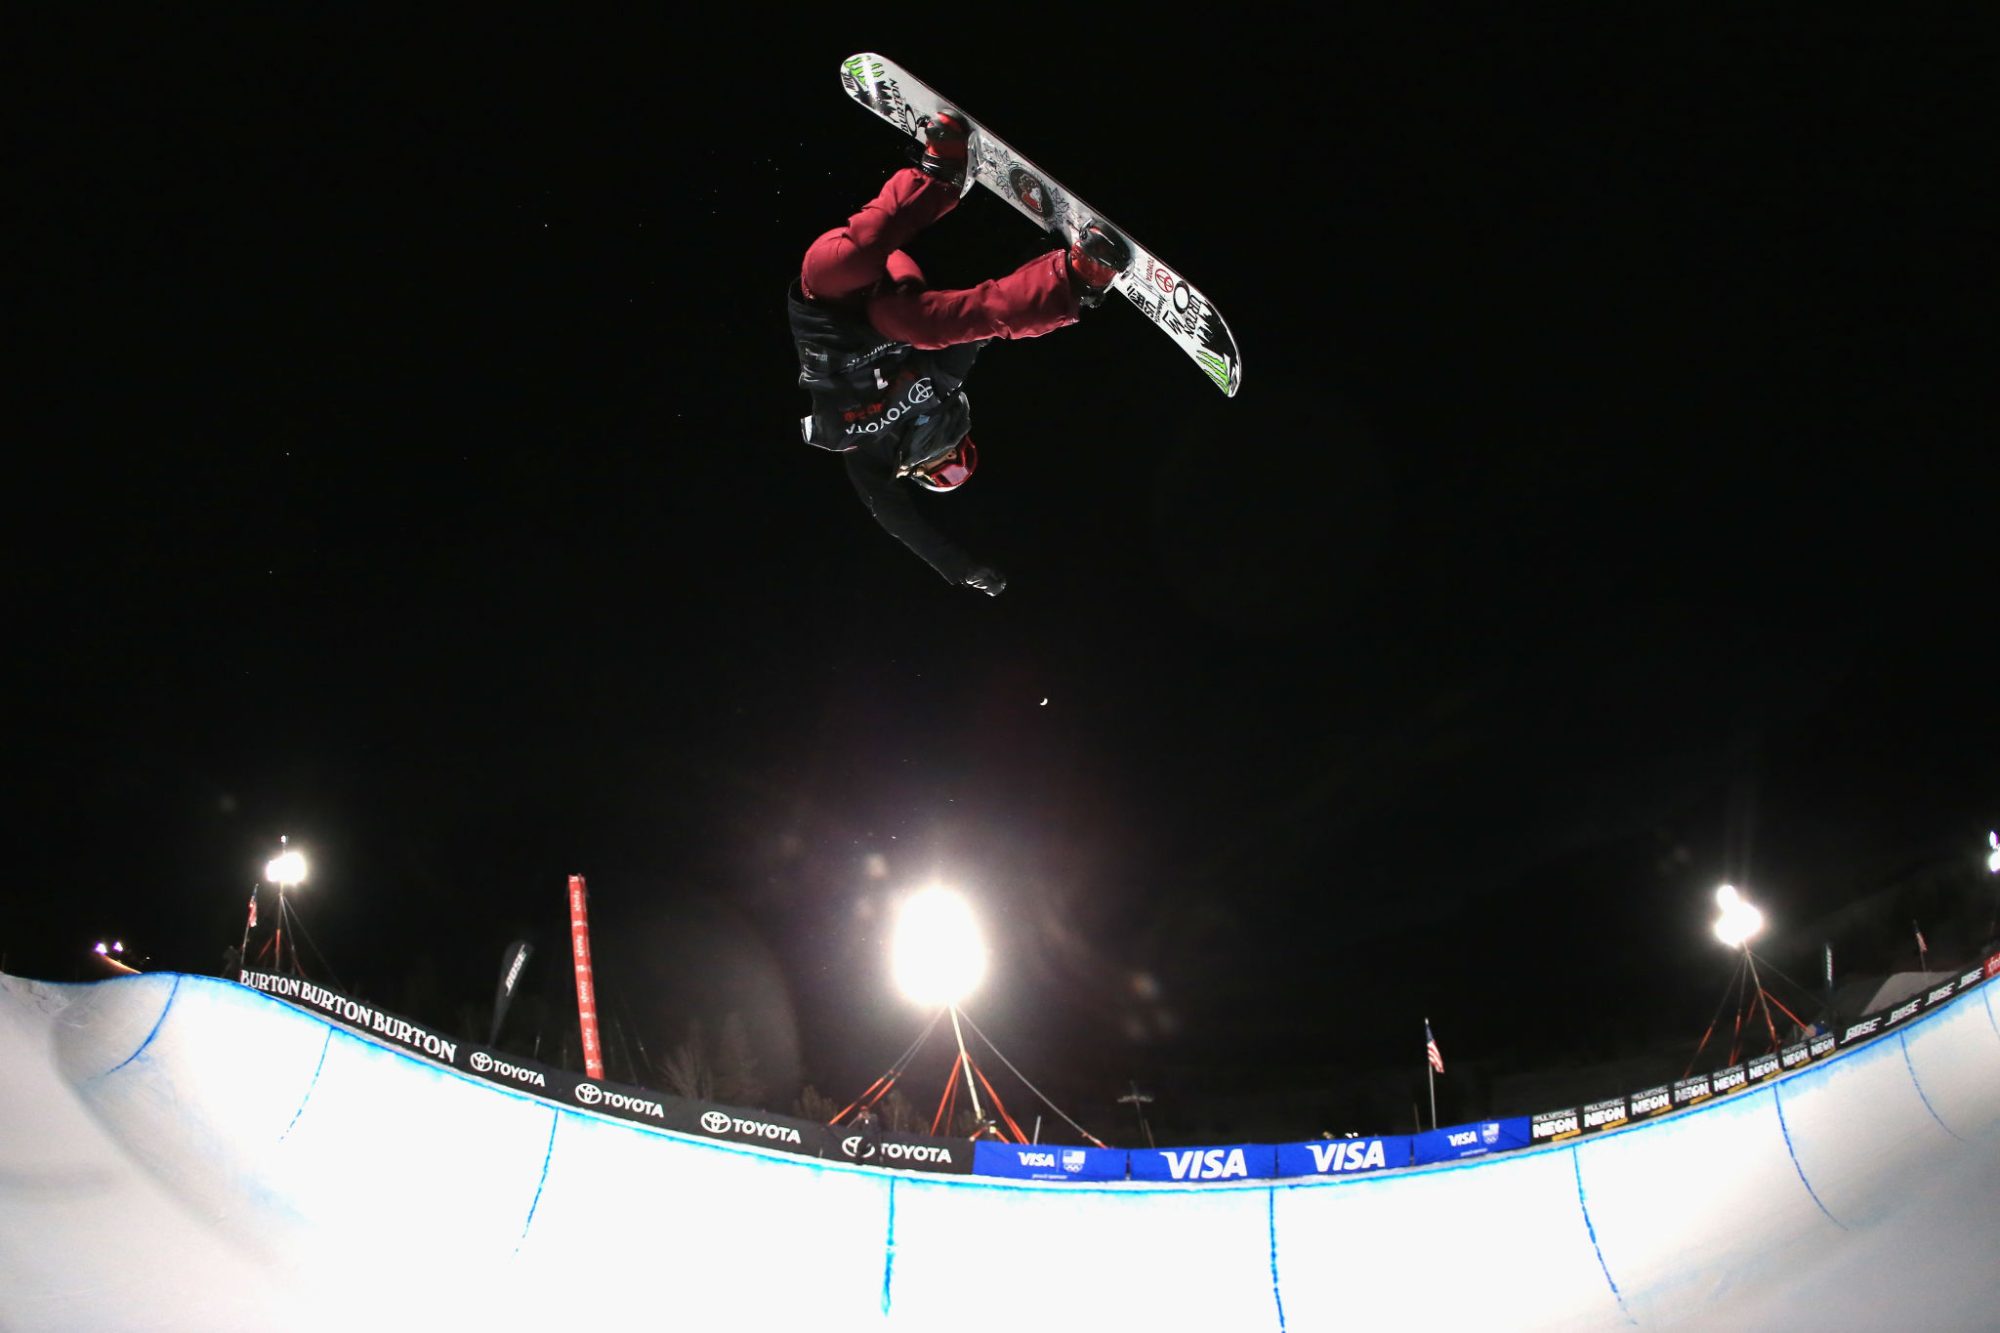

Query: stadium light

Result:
[265,840,307,889]
[892,886,986,1006]
[1987,832,1999,875]
[1713,883,1765,949]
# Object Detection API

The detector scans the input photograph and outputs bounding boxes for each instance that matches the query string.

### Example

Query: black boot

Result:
[919,108,972,188]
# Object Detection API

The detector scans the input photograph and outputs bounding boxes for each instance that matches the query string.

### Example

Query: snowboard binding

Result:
[1066,222,1132,308]
[917,108,972,188]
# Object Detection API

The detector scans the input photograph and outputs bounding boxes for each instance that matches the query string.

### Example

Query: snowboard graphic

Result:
[840,53,1243,398]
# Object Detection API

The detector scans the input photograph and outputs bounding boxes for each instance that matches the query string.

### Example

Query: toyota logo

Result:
[470,1051,494,1072]
[841,1134,877,1160]
[699,1110,731,1134]
[575,1083,604,1105]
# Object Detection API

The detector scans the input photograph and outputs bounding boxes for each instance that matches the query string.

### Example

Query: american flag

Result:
[246,885,258,928]
[1426,1019,1445,1074]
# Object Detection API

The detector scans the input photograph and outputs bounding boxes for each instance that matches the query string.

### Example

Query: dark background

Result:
[10,11,1995,1142]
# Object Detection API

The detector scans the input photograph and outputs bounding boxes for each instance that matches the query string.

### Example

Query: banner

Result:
[672,1101,827,1157]
[1275,1137,1410,1178]
[1839,1014,1884,1046]
[1965,964,1988,990]
[567,875,605,1081]
[489,941,533,1047]
[1923,978,1959,1011]
[1672,1074,1712,1108]
[1129,1144,1276,1183]
[1412,1118,1530,1165]
[828,1128,972,1175]
[1884,994,1925,1030]
[1627,1085,1672,1120]
[241,970,469,1068]
[973,1142,1128,1182]
[1808,1032,1837,1059]
[1580,1097,1629,1133]
[1779,1041,1812,1071]
[1746,1053,1781,1082]
[1710,1063,1749,1096]
[1531,1108,1582,1143]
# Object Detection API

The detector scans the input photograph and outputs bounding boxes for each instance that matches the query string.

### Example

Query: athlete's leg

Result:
[866,251,1081,350]
[801,168,960,304]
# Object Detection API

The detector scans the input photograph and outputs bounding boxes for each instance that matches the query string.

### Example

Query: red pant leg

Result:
[865,251,1080,349]
[801,168,960,303]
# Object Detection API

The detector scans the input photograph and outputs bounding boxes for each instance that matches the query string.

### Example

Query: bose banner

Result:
[1129,1144,1276,1183]
[1276,1137,1410,1178]
[1412,1118,1530,1165]
[972,1142,1129,1183]
[829,1129,972,1175]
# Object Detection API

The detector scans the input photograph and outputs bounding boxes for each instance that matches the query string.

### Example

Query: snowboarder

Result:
[789,111,1131,594]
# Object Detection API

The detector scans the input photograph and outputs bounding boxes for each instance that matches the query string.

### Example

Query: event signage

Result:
[240,970,467,1068]
[1531,1109,1582,1143]
[1130,1143,1277,1182]
[237,969,833,1157]
[1780,1041,1812,1071]
[1925,980,1958,1009]
[972,1142,1128,1182]
[1809,1032,1837,1059]
[831,1129,971,1175]
[1746,1053,1781,1082]
[1276,1137,1410,1177]
[1672,1074,1712,1108]
[1840,1015,1883,1046]
[1580,1097,1629,1133]
[1711,1064,1749,1095]
[680,1101,827,1156]
[1987,952,2000,981]
[1412,1118,1529,1165]
[1627,1085,1672,1120]
[1885,996,1924,1029]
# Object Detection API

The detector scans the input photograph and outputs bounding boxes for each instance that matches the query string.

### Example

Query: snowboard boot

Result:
[918,109,972,188]
[1066,222,1132,308]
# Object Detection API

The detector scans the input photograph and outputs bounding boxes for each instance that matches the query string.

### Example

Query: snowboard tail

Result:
[840,53,1243,398]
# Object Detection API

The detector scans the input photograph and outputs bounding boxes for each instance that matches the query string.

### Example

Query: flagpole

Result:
[1425,1018,1437,1131]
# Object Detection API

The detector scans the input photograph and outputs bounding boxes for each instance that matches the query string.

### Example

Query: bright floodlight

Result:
[265,849,308,888]
[1987,832,1999,874]
[892,887,986,1006]
[1713,883,1764,948]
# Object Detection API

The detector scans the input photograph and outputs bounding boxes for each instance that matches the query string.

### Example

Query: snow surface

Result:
[2,969,1996,1330]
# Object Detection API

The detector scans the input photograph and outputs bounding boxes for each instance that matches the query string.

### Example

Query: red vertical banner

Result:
[568,874,605,1080]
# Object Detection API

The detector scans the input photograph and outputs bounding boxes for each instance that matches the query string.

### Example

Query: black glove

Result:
[963,565,1007,597]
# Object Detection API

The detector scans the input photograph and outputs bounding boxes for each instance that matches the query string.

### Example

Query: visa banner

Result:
[1411,1117,1531,1165]
[1276,1137,1410,1177]
[972,1142,1128,1182]
[1129,1144,1277,1182]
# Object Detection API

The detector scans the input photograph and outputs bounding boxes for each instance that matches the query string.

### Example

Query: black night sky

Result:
[11,13,1995,1144]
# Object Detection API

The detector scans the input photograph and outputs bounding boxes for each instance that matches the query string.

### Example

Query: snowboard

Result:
[839,53,1243,398]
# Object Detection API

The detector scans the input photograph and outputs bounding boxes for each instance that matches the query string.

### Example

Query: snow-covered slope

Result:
[3,970,1996,1331]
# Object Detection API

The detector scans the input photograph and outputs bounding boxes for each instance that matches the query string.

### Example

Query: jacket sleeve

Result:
[843,450,978,586]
